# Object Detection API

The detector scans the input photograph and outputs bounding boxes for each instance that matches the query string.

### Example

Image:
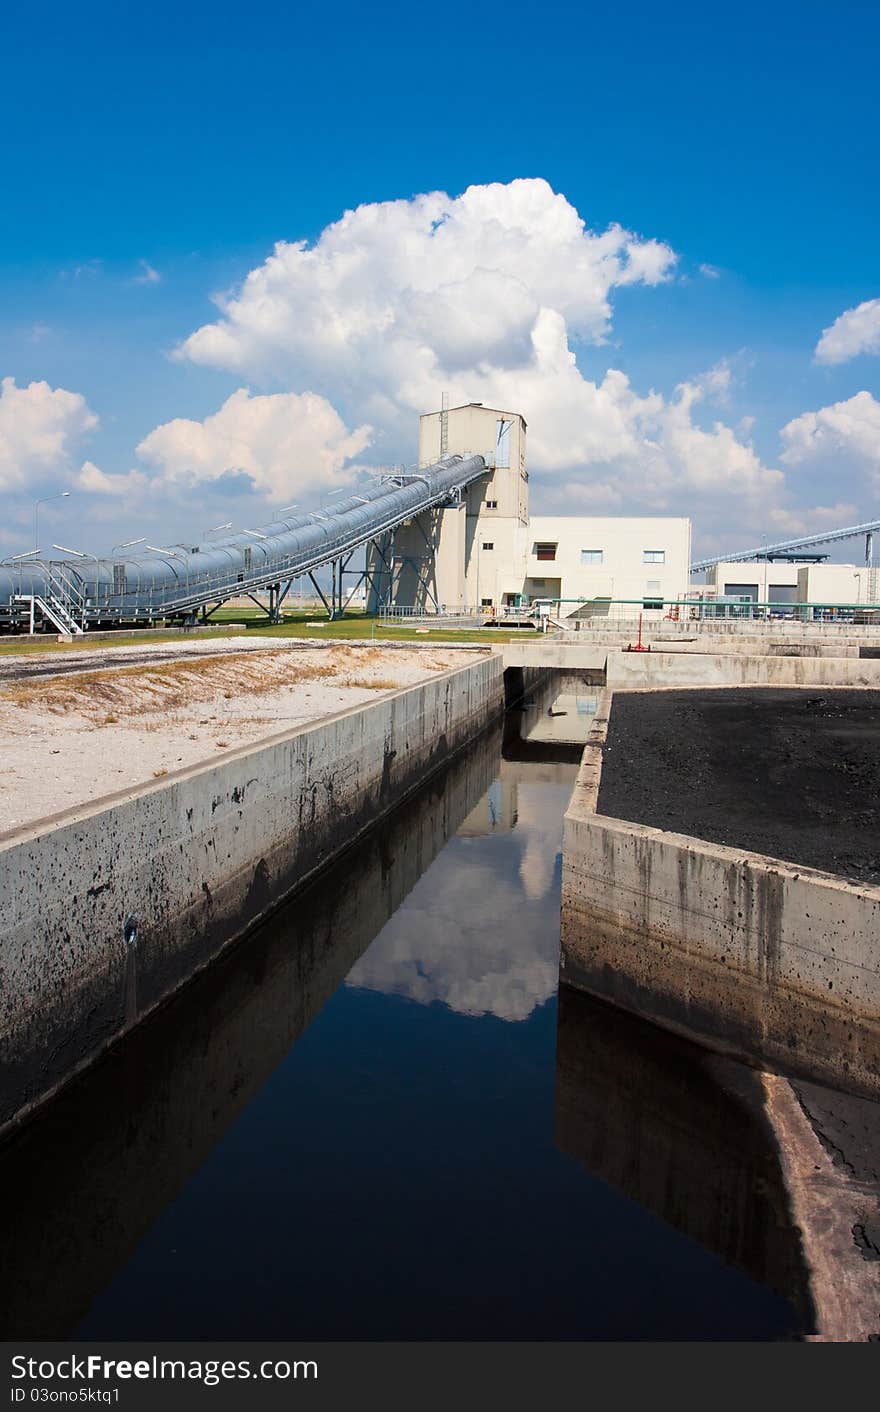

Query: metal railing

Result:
[546,597,880,628]
[378,604,483,621]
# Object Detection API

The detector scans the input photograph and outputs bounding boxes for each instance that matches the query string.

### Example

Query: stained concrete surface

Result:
[597,688,880,883]
[792,1079,880,1272]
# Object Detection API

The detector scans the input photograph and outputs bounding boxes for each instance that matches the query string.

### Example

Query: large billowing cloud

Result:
[75,460,148,497]
[815,298,880,365]
[174,179,786,520]
[441,335,783,510]
[0,376,98,492]
[4,181,823,543]
[178,179,677,387]
[780,390,880,489]
[136,388,372,502]
[347,773,568,1022]
[766,502,860,537]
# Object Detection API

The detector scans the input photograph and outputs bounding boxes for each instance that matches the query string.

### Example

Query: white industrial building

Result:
[703,561,801,609]
[702,559,880,615]
[367,403,691,617]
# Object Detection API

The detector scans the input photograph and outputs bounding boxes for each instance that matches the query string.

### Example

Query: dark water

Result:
[0,681,810,1340]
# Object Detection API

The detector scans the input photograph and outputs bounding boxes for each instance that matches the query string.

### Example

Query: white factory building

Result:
[703,559,880,614]
[367,403,691,616]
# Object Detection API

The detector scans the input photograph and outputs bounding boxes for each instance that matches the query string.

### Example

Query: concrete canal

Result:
[0,677,811,1340]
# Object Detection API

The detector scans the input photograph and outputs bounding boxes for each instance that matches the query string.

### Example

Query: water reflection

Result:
[347,681,589,1020]
[502,673,598,765]
[555,985,812,1329]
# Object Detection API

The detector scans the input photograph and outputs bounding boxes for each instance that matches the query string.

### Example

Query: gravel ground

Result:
[0,644,473,834]
[597,687,880,882]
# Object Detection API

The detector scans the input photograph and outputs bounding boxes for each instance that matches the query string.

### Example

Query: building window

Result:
[580,549,603,565]
[481,597,493,607]
[495,419,511,468]
[482,542,494,551]
[534,542,557,561]
[644,580,663,609]
[643,549,666,564]
[486,499,498,509]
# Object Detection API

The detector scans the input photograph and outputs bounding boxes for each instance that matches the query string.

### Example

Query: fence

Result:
[550,597,880,628]
[381,597,880,629]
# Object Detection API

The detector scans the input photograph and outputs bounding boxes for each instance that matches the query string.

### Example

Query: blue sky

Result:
[2,0,879,557]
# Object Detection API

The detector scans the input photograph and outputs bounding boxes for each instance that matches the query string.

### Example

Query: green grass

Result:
[0,609,540,655]
[232,608,539,644]
[218,609,539,644]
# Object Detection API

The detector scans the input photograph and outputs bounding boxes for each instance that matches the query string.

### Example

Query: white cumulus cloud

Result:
[766,502,860,537]
[814,298,880,365]
[172,180,786,526]
[448,335,781,509]
[135,387,372,502]
[177,178,676,386]
[75,460,149,497]
[780,390,880,487]
[0,376,98,492]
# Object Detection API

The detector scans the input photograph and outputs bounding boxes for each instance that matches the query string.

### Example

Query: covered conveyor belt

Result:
[0,455,489,634]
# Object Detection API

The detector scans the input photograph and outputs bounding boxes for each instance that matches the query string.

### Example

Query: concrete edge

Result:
[604,680,880,695]
[565,685,613,818]
[566,807,880,908]
[763,1073,880,1342]
[565,684,880,897]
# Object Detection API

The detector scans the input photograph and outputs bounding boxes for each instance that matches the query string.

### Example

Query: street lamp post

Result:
[34,491,71,552]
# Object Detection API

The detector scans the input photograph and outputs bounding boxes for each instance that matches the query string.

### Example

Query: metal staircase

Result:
[13,562,86,636]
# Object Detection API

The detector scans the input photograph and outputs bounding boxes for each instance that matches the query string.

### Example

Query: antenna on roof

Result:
[440,390,449,458]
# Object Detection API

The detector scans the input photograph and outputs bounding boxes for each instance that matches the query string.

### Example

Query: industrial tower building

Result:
[366,403,691,616]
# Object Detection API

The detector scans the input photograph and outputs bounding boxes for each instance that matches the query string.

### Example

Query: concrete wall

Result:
[0,654,504,1132]
[501,641,607,674]
[561,690,880,1097]
[607,649,880,688]
[500,635,880,687]
[559,618,880,640]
